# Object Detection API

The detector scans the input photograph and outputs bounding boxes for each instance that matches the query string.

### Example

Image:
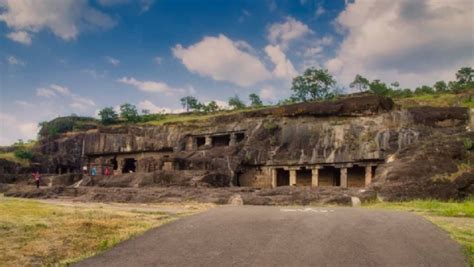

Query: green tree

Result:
[228,95,246,109]
[369,80,391,96]
[120,103,139,123]
[203,101,219,113]
[180,96,199,112]
[350,74,370,92]
[141,109,150,115]
[433,81,448,93]
[98,107,119,125]
[391,81,400,88]
[414,85,434,95]
[456,67,473,85]
[248,93,263,107]
[291,68,336,101]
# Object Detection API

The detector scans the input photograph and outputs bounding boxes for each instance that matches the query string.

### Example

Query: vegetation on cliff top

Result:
[36,66,473,139]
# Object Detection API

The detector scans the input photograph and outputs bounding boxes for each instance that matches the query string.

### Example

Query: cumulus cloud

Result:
[138,100,184,114]
[35,84,94,112]
[0,0,116,44]
[267,17,312,49]
[264,45,297,80]
[118,77,176,94]
[260,85,277,101]
[0,112,38,145]
[172,34,271,87]
[6,31,31,45]
[315,4,326,16]
[7,55,25,66]
[327,0,474,88]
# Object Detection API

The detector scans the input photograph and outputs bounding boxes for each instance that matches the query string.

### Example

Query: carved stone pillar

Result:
[311,167,319,187]
[365,166,373,186]
[271,168,277,188]
[289,168,297,186]
[340,167,348,188]
[205,135,212,146]
[229,133,237,146]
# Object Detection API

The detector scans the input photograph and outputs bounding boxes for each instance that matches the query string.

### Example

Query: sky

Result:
[0,0,473,145]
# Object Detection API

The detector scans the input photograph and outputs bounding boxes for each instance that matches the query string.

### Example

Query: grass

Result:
[0,195,211,266]
[0,152,30,166]
[394,90,474,108]
[365,198,474,265]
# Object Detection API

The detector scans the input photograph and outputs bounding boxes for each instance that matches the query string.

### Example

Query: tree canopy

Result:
[291,68,335,101]
[249,93,263,107]
[98,107,119,125]
[120,103,139,123]
[350,74,370,92]
[228,95,246,109]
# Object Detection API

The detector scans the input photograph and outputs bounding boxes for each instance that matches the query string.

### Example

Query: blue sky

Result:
[0,0,473,145]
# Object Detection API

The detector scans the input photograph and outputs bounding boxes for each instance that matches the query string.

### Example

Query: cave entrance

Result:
[196,136,206,147]
[122,158,136,173]
[319,166,341,186]
[235,132,245,142]
[110,157,118,170]
[347,166,365,187]
[296,168,312,186]
[276,168,290,186]
[212,134,230,147]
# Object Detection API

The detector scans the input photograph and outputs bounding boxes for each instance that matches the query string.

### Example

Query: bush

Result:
[14,149,33,160]
[39,116,97,138]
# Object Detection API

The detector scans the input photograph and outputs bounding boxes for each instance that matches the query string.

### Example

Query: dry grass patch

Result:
[0,195,212,266]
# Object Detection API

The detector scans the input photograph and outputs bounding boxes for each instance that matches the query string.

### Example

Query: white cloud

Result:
[50,84,71,96]
[105,56,120,66]
[36,84,94,111]
[315,4,326,16]
[154,56,162,64]
[118,77,175,94]
[6,30,31,45]
[0,0,116,43]
[264,45,297,80]
[15,100,33,107]
[97,0,131,6]
[172,34,271,87]
[0,112,38,145]
[70,95,95,111]
[138,100,184,114]
[7,55,25,66]
[140,0,154,13]
[36,87,56,98]
[327,0,474,88]
[81,69,106,79]
[267,17,312,49]
[260,85,277,101]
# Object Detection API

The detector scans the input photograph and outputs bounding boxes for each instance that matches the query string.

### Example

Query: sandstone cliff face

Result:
[18,96,470,201]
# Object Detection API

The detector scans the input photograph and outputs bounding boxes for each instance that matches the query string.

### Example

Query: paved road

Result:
[75,206,465,266]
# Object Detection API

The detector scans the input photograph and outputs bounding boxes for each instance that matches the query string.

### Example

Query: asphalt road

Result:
[75,206,466,266]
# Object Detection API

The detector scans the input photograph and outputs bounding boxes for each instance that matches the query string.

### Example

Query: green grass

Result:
[0,152,30,166]
[395,90,474,108]
[0,195,210,266]
[365,198,474,265]
[366,199,474,217]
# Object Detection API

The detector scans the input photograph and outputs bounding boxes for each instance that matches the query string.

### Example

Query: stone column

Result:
[271,168,277,188]
[205,135,212,146]
[311,167,319,187]
[340,167,348,188]
[229,133,237,146]
[185,136,195,151]
[365,166,373,186]
[289,168,297,186]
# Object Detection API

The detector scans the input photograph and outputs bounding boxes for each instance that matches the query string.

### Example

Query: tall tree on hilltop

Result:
[228,95,246,110]
[350,74,370,92]
[120,103,139,123]
[98,107,119,125]
[456,67,473,85]
[291,68,336,101]
[180,96,199,112]
[249,93,263,107]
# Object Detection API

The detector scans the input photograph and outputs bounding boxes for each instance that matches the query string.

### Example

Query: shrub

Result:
[14,149,33,160]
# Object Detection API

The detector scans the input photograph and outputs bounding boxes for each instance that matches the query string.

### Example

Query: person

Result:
[104,166,110,176]
[82,165,88,175]
[91,166,97,176]
[32,171,41,189]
